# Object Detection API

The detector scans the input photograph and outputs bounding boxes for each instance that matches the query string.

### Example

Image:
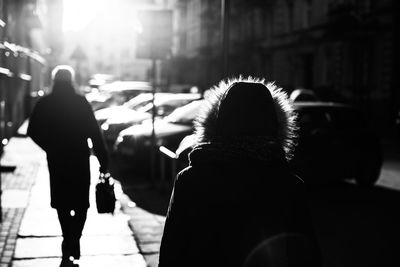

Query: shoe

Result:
[59,259,71,267]
[60,258,79,267]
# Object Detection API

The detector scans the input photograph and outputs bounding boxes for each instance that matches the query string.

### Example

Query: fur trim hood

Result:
[194,77,298,160]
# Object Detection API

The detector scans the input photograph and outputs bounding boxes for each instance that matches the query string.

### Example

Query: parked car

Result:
[95,92,200,124]
[291,102,382,186]
[88,73,114,89]
[95,92,156,124]
[100,93,201,144]
[86,81,151,110]
[175,101,382,186]
[113,100,203,173]
[290,88,319,102]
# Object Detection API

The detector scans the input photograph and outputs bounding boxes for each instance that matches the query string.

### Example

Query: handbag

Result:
[95,172,116,214]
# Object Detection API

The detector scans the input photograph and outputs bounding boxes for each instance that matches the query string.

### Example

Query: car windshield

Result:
[164,100,203,125]
[124,93,200,114]
[138,98,199,116]
[124,93,154,110]
[97,81,152,103]
[326,107,367,129]
[297,106,367,133]
[99,81,151,92]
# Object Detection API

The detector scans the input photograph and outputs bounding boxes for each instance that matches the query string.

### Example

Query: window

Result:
[302,0,312,28]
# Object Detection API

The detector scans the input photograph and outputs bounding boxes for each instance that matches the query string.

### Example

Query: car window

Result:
[138,98,200,118]
[165,100,203,125]
[326,108,366,129]
[297,106,367,134]
[297,108,330,134]
[121,90,145,101]
[129,100,153,111]
[156,104,178,117]
[125,94,153,109]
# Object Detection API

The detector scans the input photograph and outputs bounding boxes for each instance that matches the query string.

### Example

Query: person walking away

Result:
[27,65,109,267]
[158,77,323,267]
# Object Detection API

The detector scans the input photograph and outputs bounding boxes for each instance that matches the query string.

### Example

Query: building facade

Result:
[0,0,47,150]
[169,0,399,135]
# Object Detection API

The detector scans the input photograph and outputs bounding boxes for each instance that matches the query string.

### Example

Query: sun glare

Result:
[63,0,107,32]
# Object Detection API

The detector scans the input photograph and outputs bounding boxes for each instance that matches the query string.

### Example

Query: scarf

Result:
[189,136,287,166]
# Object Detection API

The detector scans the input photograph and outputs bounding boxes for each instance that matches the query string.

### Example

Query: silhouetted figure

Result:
[27,65,108,267]
[158,78,322,267]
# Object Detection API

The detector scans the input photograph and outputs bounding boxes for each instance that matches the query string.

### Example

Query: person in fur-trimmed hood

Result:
[158,77,323,267]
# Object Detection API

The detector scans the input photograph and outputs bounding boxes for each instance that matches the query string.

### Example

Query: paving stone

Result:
[3,251,13,257]
[130,224,164,236]
[123,207,154,218]
[5,245,14,251]
[14,235,139,259]
[155,215,166,223]
[143,253,160,267]
[11,255,146,267]
[138,242,161,254]
[1,256,12,263]
[18,207,132,237]
[134,232,163,244]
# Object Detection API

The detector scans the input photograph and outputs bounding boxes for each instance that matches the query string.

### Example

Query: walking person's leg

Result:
[57,209,74,263]
[70,208,88,261]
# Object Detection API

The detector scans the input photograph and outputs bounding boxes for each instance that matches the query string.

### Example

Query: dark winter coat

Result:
[159,148,319,267]
[158,78,322,267]
[27,81,108,209]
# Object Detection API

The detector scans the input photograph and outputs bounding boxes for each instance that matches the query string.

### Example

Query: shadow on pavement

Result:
[109,154,173,216]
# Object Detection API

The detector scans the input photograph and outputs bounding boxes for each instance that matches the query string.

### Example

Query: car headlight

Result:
[144,139,152,146]
[156,138,164,146]
[116,135,124,145]
[101,123,109,131]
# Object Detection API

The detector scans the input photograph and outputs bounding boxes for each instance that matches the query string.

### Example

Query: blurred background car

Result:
[174,101,382,186]
[290,102,382,186]
[95,92,200,124]
[95,92,157,125]
[100,93,201,144]
[85,80,151,110]
[290,88,319,102]
[113,100,203,174]
[160,84,200,94]
[88,73,115,89]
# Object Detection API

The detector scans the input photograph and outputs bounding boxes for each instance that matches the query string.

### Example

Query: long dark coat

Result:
[158,79,322,267]
[158,149,321,267]
[27,82,108,209]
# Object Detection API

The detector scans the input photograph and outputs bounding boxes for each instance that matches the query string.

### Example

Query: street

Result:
[1,1,400,266]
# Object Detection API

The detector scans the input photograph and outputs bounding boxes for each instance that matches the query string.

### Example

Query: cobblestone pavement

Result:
[118,194,165,267]
[0,138,42,267]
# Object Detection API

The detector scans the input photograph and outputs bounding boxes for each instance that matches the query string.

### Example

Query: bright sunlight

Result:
[62,0,107,32]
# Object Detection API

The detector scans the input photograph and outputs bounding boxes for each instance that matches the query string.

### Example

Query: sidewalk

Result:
[0,137,165,267]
